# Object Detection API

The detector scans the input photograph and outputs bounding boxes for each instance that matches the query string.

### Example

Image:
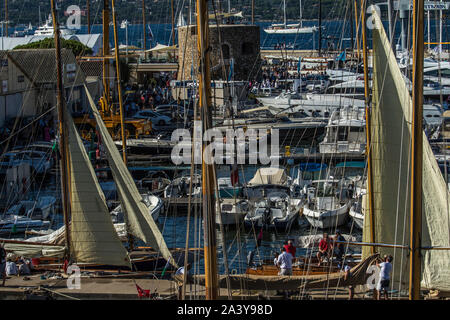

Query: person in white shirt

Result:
[5,259,18,276]
[376,255,393,300]
[276,247,293,276]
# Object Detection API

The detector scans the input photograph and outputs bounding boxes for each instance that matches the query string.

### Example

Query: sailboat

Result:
[1,1,199,273]
[264,0,318,34]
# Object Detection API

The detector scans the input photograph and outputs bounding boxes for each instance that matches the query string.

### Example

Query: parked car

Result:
[133,109,172,126]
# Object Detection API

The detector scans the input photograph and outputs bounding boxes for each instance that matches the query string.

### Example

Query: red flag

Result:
[231,164,239,186]
[136,284,151,298]
[63,260,69,274]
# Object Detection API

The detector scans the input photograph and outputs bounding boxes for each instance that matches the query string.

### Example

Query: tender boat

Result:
[164,174,202,198]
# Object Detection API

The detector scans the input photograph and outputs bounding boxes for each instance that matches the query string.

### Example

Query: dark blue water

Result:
[72,19,449,51]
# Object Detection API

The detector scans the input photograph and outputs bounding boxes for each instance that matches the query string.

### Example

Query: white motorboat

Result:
[243,167,301,230]
[110,194,164,223]
[319,106,367,155]
[34,14,75,36]
[303,196,349,229]
[301,180,350,229]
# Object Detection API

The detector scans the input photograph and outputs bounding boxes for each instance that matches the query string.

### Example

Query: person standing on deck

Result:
[376,255,393,300]
[317,233,331,266]
[276,247,293,276]
[284,240,296,259]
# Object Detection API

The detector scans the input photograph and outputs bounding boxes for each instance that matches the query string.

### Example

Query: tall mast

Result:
[318,0,322,55]
[171,0,175,46]
[354,0,360,60]
[111,0,127,165]
[299,0,303,28]
[349,0,354,52]
[51,0,71,260]
[409,0,424,301]
[197,0,218,300]
[252,0,255,24]
[103,0,110,105]
[4,0,8,37]
[284,0,287,28]
[142,0,147,58]
[361,0,375,252]
[87,0,91,34]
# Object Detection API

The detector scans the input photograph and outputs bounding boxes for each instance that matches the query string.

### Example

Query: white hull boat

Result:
[303,197,349,229]
[216,199,248,226]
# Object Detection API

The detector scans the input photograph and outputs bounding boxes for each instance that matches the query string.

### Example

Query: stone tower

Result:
[177,24,261,82]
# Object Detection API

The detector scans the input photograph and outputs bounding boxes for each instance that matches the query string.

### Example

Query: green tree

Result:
[13,38,93,57]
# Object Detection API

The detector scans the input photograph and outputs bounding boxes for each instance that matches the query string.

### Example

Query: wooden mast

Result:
[361,0,375,253]
[87,0,91,34]
[409,0,424,301]
[51,0,71,260]
[102,0,110,105]
[197,0,218,300]
[252,0,255,24]
[142,0,147,58]
[111,0,127,165]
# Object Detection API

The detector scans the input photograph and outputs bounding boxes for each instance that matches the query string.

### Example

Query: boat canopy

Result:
[298,163,327,172]
[248,167,288,186]
[335,161,366,168]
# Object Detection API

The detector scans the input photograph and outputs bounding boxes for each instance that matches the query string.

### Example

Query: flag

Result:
[228,58,234,81]
[136,284,151,298]
[297,57,301,73]
[161,257,171,276]
[230,163,239,186]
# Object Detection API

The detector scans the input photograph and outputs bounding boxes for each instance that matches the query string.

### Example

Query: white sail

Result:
[364,10,450,294]
[67,113,131,267]
[83,84,177,268]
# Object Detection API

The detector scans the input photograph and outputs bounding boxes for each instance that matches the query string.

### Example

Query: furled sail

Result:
[67,113,131,267]
[83,84,177,268]
[365,10,450,294]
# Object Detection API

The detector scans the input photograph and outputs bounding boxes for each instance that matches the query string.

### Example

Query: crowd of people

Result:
[270,232,393,300]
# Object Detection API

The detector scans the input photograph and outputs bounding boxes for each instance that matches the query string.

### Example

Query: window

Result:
[241,42,254,55]
[221,44,230,60]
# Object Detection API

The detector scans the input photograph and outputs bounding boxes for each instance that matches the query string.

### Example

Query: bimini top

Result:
[248,167,288,186]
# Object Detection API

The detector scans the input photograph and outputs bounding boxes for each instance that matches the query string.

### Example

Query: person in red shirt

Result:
[283,240,296,258]
[317,233,331,266]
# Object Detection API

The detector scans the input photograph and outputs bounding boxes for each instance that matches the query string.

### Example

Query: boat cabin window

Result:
[338,127,348,141]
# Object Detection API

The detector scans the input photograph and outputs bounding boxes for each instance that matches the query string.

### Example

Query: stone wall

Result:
[178,24,261,82]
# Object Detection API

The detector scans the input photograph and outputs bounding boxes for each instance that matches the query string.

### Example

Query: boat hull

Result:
[303,203,349,229]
